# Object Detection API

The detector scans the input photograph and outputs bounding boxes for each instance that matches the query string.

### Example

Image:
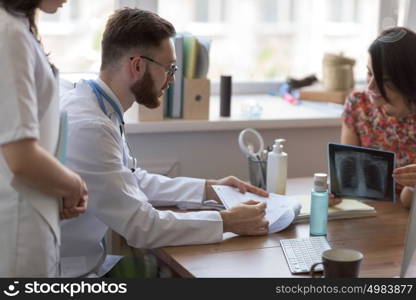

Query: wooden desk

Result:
[152,178,412,278]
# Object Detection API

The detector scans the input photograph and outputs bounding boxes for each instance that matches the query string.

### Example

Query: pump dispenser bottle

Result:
[310,173,329,236]
[266,139,287,194]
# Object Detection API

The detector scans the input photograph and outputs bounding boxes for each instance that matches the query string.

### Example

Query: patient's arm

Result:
[393,165,416,208]
[340,122,360,145]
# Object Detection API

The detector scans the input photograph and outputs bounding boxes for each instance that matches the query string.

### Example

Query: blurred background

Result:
[39,0,415,84]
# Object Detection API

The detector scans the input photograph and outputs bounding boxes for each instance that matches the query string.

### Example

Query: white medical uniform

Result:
[60,79,223,277]
[0,9,61,277]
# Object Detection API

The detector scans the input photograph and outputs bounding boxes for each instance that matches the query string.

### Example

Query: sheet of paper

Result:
[212,185,301,233]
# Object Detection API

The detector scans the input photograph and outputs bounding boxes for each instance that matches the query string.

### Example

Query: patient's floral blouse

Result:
[342,91,416,193]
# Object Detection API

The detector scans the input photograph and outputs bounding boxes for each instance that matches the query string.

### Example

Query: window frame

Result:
[38,3,77,35]
[117,0,404,94]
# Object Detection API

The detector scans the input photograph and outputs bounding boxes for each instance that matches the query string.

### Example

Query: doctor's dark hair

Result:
[101,8,176,71]
[0,0,42,40]
[369,27,416,108]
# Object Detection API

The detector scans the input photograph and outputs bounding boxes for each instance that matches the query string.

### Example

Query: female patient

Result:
[0,0,87,277]
[341,27,416,208]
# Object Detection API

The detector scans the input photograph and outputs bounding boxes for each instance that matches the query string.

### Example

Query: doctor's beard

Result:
[130,70,160,109]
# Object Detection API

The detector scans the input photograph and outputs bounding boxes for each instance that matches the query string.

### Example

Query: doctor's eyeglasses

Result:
[131,56,178,77]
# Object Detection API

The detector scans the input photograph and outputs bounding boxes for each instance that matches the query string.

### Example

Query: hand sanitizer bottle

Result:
[266,139,287,194]
[310,173,329,236]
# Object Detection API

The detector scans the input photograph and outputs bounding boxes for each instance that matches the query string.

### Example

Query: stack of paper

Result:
[212,185,301,233]
[292,195,376,223]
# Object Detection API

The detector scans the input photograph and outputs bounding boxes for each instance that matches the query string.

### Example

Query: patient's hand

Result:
[329,193,342,207]
[393,164,416,187]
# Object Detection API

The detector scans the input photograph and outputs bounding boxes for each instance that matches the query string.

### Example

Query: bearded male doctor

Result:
[60,8,269,277]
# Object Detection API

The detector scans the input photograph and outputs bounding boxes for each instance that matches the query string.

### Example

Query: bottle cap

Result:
[314,173,328,192]
[274,139,286,153]
[274,139,286,146]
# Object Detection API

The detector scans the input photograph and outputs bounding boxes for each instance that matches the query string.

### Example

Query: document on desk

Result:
[212,185,301,234]
[292,194,377,223]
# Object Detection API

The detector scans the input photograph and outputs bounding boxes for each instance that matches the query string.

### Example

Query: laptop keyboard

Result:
[280,236,332,274]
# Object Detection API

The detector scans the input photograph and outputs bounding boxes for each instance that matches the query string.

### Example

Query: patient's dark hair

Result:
[369,27,416,108]
[0,0,41,40]
[101,8,176,71]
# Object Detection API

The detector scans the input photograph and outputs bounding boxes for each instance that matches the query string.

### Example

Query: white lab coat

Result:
[0,9,61,277]
[60,79,223,277]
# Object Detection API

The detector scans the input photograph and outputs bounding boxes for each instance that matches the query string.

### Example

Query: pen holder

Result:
[248,156,267,190]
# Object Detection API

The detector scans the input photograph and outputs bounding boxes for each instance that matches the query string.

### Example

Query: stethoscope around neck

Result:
[86,80,138,172]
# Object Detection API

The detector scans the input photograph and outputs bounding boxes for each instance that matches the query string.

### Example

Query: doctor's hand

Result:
[206,176,269,204]
[219,200,269,236]
[393,164,416,187]
[60,174,88,220]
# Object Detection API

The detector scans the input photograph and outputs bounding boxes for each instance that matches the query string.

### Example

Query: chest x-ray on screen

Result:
[329,143,395,202]
[335,151,387,199]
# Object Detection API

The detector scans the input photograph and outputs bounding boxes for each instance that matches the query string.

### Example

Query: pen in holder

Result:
[248,156,267,190]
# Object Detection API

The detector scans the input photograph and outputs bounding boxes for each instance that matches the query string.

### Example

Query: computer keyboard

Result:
[280,236,332,274]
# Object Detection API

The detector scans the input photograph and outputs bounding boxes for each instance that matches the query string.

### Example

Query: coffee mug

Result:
[310,248,363,278]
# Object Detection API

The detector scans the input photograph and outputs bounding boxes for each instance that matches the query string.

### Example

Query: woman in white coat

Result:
[0,0,88,277]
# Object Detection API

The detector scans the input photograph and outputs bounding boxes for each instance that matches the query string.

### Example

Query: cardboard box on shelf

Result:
[183,78,210,120]
[299,84,351,104]
[138,78,210,121]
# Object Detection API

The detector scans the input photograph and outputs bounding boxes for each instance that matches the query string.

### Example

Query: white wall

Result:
[126,125,341,181]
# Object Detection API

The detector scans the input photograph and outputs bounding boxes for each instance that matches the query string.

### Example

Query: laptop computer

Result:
[400,192,416,277]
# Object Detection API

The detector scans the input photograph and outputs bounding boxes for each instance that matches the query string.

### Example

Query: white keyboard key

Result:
[280,236,331,274]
